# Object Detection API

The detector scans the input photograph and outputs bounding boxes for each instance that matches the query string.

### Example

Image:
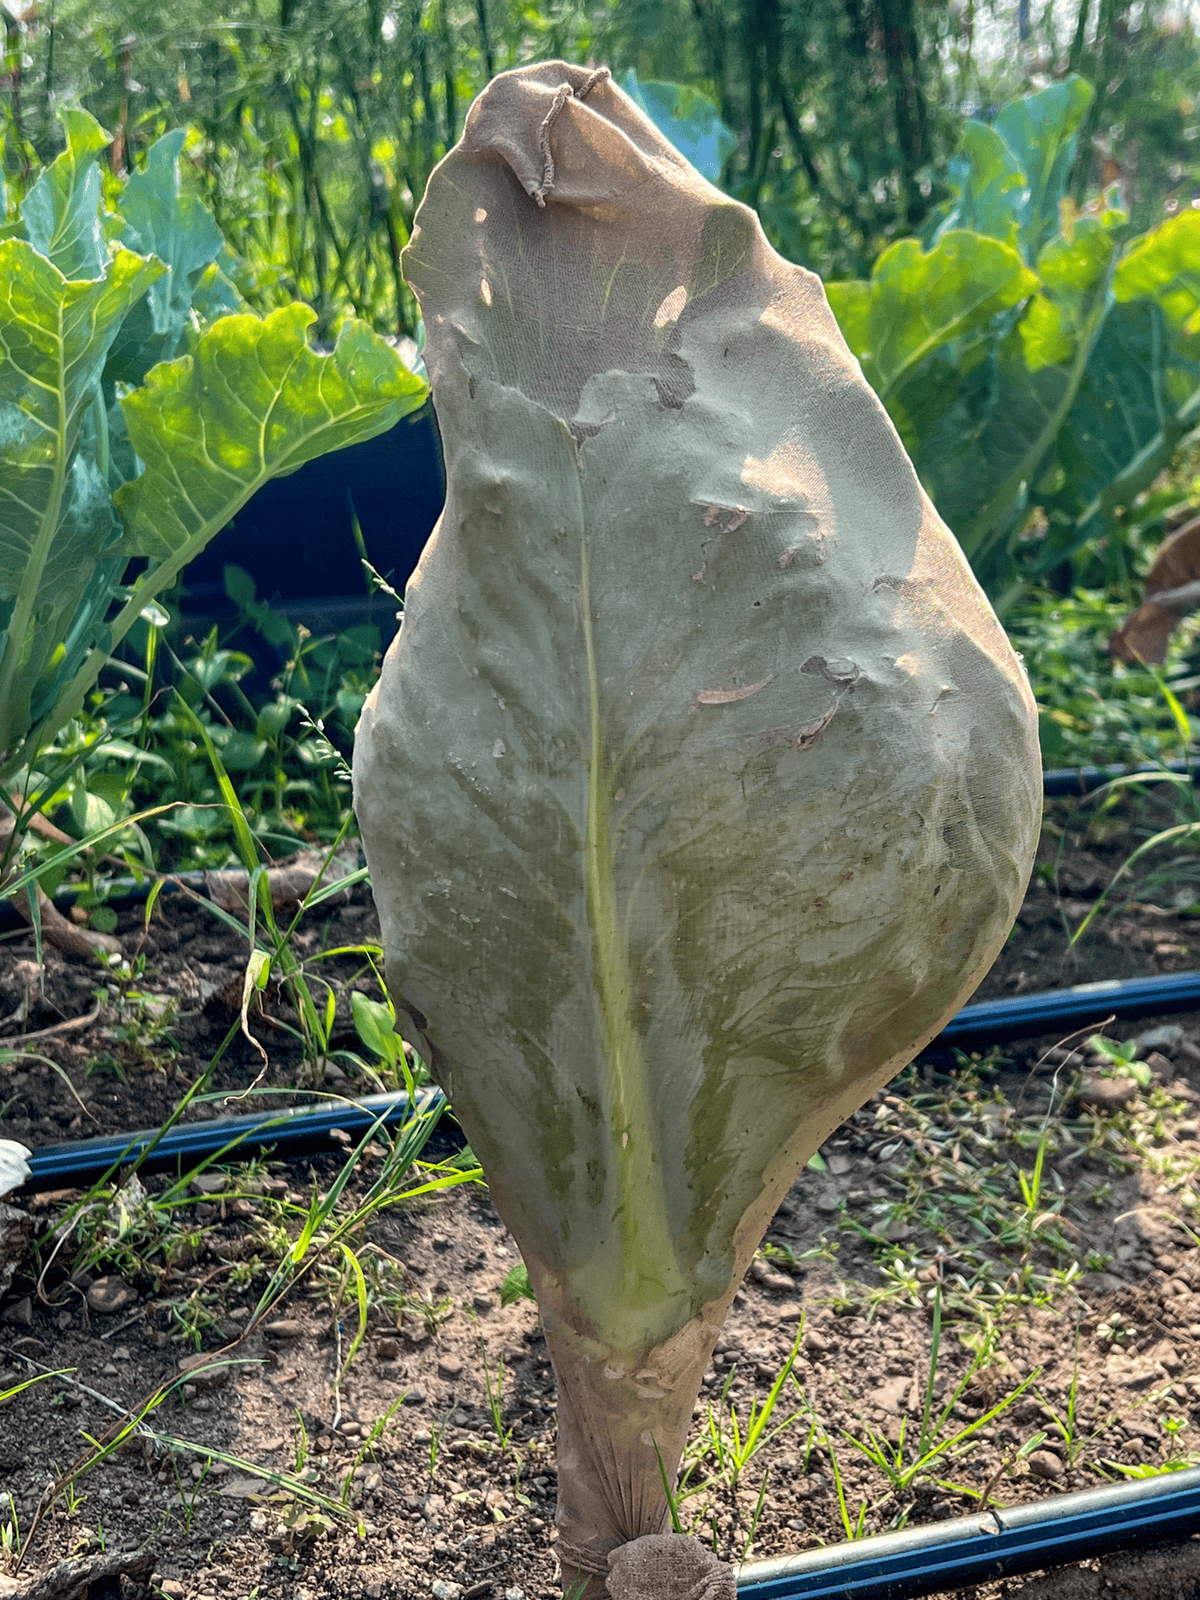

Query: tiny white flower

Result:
[0,1140,32,1200]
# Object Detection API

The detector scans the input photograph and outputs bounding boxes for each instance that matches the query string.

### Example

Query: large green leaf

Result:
[823,277,871,363]
[0,242,161,595]
[116,305,427,559]
[0,107,430,780]
[2,304,426,758]
[1113,209,1200,336]
[929,77,1093,266]
[1054,299,1171,517]
[993,75,1093,259]
[909,263,1196,598]
[1039,297,1200,574]
[106,129,231,385]
[838,230,1036,398]
[826,78,1200,611]
[0,239,164,755]
[936,119,1028,250]
[19,107,111,281]
[887,250,1112,592]
[1020,215,1119,372]
[355,60,1041,1584]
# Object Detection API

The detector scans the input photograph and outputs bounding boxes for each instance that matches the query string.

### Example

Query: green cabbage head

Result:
[353,60,1041,1595]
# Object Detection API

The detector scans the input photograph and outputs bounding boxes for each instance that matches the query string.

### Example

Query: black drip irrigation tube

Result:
[23,1088,445,1191]
[937,967,1200,1048]
[22,964,1200,1193]
[1042,757,1200,796]
[735,1465,1200,1597]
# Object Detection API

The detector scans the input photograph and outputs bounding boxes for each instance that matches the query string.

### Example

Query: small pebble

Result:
[377,1337,400,1360]
[1078,1077,1139,1112]
[1137,1024,1184,1055]
[759,1270,795,1292]
[190,1173,228,1195]
[262,1319,305,1340]
[1027,1449,1064,1481]
[437,1355,464,1379]
[86,1276,136,1315]
[403,1312,432,1345]
[178,1355,230,1390]
[0,1296,32,1327]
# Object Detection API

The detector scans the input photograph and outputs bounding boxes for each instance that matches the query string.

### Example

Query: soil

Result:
[4,789,1200,1600]
[0,880,387,1151]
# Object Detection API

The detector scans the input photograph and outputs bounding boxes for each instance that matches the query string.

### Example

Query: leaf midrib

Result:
[577,456,690,1349]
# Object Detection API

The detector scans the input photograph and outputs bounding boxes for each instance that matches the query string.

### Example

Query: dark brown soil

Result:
[4,790,1200,1600]
[0,883,388,1150]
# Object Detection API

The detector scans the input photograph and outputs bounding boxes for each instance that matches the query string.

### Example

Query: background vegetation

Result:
[5,0,1200,887]
[2,0,1198,334]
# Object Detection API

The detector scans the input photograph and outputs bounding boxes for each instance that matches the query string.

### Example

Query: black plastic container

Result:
[177,404,445,658]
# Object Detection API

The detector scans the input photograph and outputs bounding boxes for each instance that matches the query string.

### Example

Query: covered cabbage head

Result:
[353,61,1041,1596]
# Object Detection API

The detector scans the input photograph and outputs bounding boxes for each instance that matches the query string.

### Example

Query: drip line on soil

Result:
[20,966,1200,1192]
[23,1088,443,1190]
[735,1464,1200,1597]
[1042,758,1199,796]
[936,967,1200,1045]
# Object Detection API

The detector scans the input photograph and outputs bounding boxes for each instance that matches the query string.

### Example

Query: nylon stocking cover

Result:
[353,61,1042,1591]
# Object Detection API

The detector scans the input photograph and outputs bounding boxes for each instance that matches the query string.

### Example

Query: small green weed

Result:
[833,1290,1041,1503]
[675,1321,806,1502]
[1009,588,1200,772]
[479,1339,514,1450]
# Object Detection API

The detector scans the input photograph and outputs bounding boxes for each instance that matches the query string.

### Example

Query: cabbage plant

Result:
[353,62,1041,1594]
[0,109,428,786]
